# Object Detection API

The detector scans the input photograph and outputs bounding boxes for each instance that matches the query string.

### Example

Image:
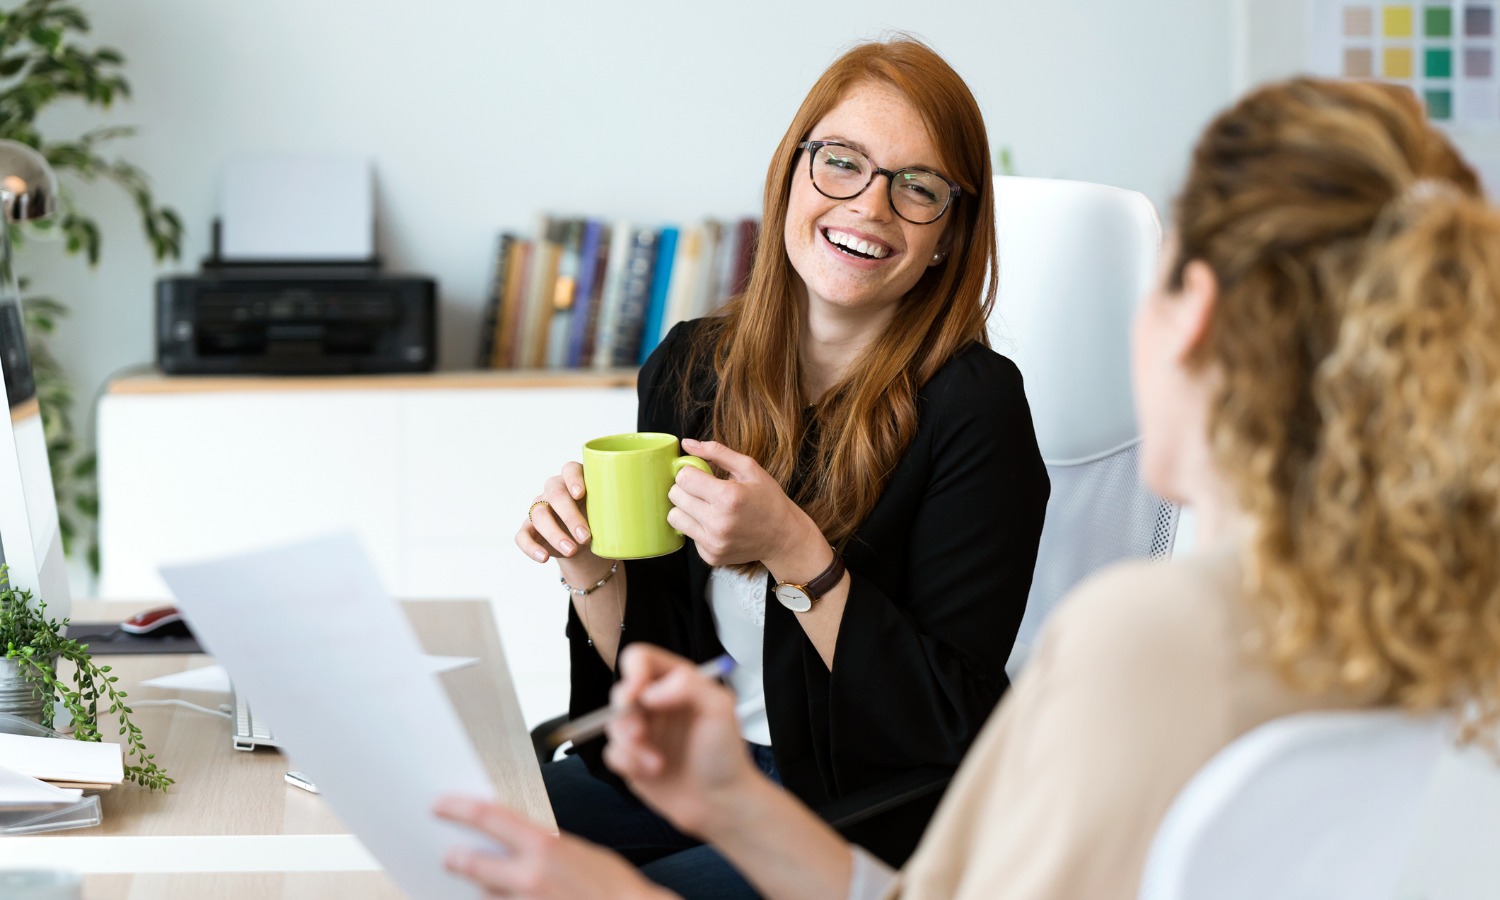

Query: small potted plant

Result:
[0,567,171,790]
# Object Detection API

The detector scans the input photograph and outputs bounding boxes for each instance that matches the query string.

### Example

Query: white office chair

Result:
[1138,709,1449,900]
[989,176,1179,678]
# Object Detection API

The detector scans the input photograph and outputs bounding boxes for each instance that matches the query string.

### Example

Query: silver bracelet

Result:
[561,560,618,597]
[564,561,621,649]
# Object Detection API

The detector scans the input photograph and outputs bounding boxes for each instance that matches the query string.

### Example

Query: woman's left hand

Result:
[434,796,671,899]
[668,439,815,568]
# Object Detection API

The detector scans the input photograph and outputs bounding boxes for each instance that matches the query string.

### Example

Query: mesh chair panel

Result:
[1015,441,1177,657]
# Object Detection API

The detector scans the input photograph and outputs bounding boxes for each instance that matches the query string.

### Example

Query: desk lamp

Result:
[0,139,57,222]
[0,138,57,296]
[0,139,57,405]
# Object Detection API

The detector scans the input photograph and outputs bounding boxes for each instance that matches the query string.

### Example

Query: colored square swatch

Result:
[1467,5,1495,36]
[1346,47,1376,76]
[1466,46,1493,76]
[1346,6,1375,35]
[1426,5,1454,35]
[1425,88,1454,119]
[1385,5,1415,36]
[1427,47,1454,76]
[1385,46,1416,77]
[1458,84,1497,119]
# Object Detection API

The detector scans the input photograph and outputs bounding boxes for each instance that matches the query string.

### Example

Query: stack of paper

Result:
[0,732,124,792]
[0,738,107,834]
[0,764,83,810]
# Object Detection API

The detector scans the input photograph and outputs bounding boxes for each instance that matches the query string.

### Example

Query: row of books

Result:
[477,216,760,370]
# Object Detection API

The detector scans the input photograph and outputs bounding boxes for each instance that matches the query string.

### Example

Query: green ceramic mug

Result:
[583,432,712,559]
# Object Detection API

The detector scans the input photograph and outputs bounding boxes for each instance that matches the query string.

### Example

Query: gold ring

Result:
[527,499,550,524]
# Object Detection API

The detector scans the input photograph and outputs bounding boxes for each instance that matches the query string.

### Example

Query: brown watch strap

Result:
[802,549,846,601]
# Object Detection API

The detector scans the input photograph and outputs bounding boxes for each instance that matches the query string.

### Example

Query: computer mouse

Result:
[120,605,194,639]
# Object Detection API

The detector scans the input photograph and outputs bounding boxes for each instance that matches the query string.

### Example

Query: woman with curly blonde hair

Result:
[436,76,1500,900]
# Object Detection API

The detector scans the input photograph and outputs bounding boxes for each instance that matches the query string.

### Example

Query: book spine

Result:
[659,225,701,341]
[495,239,531,368]
[692,220,724,320]
[522,217,564,368]
[591,223,634,370]
[547,218,586,369]
[565,220,605,368]
[577,225,612,368]
[730,218,758,299]
[610,227,660,367]
[636,227,679,365]
[709,220,739,314]
[475,233,514,368]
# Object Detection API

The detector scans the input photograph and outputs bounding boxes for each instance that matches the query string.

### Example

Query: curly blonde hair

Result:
[1174,78,1500,741]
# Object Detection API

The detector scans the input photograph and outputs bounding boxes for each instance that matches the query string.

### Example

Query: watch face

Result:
[774,583,813,612]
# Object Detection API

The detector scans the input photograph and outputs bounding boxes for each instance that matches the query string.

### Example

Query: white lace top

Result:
[705,564,772,746]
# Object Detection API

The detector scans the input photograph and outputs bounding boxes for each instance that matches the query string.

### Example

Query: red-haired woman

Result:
[510,36,1048,897]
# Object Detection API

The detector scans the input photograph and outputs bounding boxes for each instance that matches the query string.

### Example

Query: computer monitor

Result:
[0,144,71,619]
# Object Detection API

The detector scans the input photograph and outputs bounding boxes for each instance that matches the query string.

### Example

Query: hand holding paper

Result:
[159,533,502,900]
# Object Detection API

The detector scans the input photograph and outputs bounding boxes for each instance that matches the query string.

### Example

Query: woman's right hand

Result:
[602,644,762,838]
[517,462,605,572]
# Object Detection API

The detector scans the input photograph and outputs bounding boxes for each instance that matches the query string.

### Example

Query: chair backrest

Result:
[1138,709,1448,900]
[988,176,1178,677]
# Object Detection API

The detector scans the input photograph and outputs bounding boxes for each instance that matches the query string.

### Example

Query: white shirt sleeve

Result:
[847,845,900,900]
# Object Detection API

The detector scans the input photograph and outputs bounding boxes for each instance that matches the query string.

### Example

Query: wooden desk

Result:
[0,600,554,899]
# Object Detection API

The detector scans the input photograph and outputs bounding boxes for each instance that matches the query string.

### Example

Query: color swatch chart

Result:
[1311,2,1500,125]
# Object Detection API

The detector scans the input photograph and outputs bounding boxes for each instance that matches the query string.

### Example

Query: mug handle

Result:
[669,456,713,536]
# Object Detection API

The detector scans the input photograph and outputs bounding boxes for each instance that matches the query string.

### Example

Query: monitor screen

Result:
[0,281,70,618]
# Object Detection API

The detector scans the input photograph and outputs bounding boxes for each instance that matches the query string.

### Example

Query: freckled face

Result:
[784,81,953,324]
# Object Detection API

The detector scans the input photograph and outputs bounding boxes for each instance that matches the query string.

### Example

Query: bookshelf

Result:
[478,216,758,371]
[96,369,639,727]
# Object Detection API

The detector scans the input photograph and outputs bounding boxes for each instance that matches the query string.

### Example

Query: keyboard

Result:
[232,690,281,751]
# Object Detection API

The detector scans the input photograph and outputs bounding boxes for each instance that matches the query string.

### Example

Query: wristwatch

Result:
[772,550,846,613]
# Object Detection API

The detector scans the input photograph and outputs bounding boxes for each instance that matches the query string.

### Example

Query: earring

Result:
[931,252,944,263]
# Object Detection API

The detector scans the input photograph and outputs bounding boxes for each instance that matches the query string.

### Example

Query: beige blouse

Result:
[862,546,1357,900]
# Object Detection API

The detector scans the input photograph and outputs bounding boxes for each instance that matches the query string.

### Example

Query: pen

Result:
[546,654,737,749]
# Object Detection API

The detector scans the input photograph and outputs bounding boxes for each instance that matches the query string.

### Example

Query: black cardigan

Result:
[566,318,1049,864]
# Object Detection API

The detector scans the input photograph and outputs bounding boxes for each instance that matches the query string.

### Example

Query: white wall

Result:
[25,5,1500,894]
[21,0,1233,438]
[1235,0,1500,191]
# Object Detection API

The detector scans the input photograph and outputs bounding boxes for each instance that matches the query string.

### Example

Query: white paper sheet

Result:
[141,656,479,696]
[0,733,123,785]
[158,534,500,900]
[140,665,232,695]
[220,154,374,260]
[0,764,83,809]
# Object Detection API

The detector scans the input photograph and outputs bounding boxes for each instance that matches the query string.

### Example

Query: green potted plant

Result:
[0,566,171,790]
[1,0,183,573]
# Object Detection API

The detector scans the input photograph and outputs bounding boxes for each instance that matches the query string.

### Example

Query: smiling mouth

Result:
[822,228,891,260]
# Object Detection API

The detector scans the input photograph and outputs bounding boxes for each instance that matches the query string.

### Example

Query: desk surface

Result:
[0,599,554,899]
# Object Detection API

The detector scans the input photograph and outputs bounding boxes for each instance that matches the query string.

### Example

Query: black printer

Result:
[156,263,437,376]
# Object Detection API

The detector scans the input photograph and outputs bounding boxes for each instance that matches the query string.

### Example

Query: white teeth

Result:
[824,229,889,259]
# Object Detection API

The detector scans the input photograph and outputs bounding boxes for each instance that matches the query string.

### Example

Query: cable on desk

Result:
[132,698,233,719]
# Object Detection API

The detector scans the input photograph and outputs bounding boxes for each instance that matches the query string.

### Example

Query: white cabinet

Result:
[97,371,638,726]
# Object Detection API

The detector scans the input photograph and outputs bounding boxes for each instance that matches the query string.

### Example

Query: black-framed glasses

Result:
[797,140,960,225]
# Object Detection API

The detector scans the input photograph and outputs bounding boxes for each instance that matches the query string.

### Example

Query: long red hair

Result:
[681,36,996,549]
